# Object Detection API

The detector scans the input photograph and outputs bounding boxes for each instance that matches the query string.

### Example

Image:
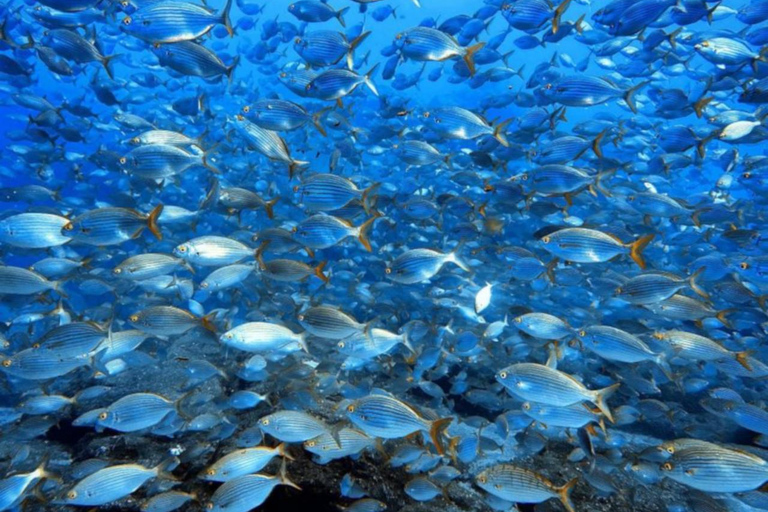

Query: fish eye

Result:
[499,371,507,379]
[2,359,11,368]
[423,112,430,118]
[288,3,295,9]
[661,462,673,471]
[206,469,216,476]
[653,332,664,340]
[578,330,586,337]
[235,114,245,121]
[627,195,635,202]
[122,16,132,25]
[477,475,487,483]
[306,440,316,447]
[522,174,528,181]
[225,333,233,340]
[385,267,392,274]
[113,268,122,274]
[514,317,522,324]
[67,491,77,499]
[206,503,214,511]
[395,33,402,40]
[700,41,709,47]
[63,222,74,231]
[522,402,530,410]
[131,137,140,144]
[177,245,187,253]
[615,287,623,294]
[742,172,751,179]
[346,404,355,413]
[129,314,139,323]
[544,83,552,90]
[98,412,108,420]
[740,262,749,270]
[294,37,301,44]
[541,236,551,244]
[119,157,127,165]
[242,105,250,113]
[261,418,269,425]
[338,341,345,349]
[200,282,209,289]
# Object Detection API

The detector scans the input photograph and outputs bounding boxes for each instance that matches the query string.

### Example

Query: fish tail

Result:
[311,108,328,137]
[574,13,586,34]
[347,30,371,69]
[314,261,330,284]
[277,442,295,461]
[492,118,512,147]
[147,204,164,240]
[279,458,302,491]
[288,159,309,179]
[655,353,674,381]
[449,242,471,273]
[363,63,379,96]
[356,215,378,252]
[411,0,421,6]
[593,169,614,197]
[735,351,753,371]
[361,182,381,215]
[221,0,234,36]
[443,153,453,169]
[201,151,221,174]
[556,478,578,512]
[429,417,453,455]
[592,129,607,159]
[697,130,718,158]
[591,382,620,423]
[336,6,349,28]
[693,95,713,119]
[201,312,217,334]
[264,197,278,220]
[545,257,558,283]
[706,2,720,23]
[297,331,310,354]
[716,308,735,328]
[154,456,180,481]
[668,27,683,49]
[552,0,572,34]
[226,55,239,83]
[101,53,118,80]
[627,233,654,269]
[687,266,709,300]
[462,42,485,77]
[758,294,767,311]
[624,80,649,114]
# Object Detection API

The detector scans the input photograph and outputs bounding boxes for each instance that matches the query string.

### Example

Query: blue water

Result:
[2,1,768,511]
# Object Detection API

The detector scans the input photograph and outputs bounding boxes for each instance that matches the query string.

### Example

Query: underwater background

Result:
[2,0,768,511]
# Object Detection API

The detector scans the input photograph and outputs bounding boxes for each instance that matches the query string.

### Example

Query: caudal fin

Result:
[363,64,379,96]
[462,42,486,77]
[628,234,654,269]
[264,198,278,220]
[591,382,620,423]
[147,204,164,240]
[360,182,381,215]
[687,267,709,300]
[347,30,371,69]
[226,55,240,83]
[693,96,713,118]
[429,417,453,455]
[556,478,578,512]
[493,118,512,147]
[552,0,572,34]
[221,0,234,36]
[356,215,379,252]
[592,129,607,159]
[735,351,753,372]
[314,261,330,284]
[201,151,221,174]
[624,80,649,114]
[101,54,118,80]
[336,6,349,27]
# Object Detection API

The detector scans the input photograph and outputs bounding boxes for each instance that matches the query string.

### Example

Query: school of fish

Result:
[2,0,768,511]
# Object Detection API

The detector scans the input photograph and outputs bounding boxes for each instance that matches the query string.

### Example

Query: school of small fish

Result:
[2,0,768,511]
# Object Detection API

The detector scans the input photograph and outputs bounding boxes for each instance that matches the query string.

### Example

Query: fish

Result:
[476,465,577,512]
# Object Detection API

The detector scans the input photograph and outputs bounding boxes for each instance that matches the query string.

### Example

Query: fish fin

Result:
[591,382,620,423]
[624,80,649,114]
[360,182,381,215]
[277,442,295,461]
[735,351,753,372]
[154,456,181,481]
[687,267,709,300]
[147,204,164,240]
[449,242,471,273]
[226,55,239,83]
[363,63,379,96]
[279,458,302,491]
[288,159,309,179]
[462,42,485,77]
[264,198,278,220]
[311,107,329,137]
[693,96,713,119]
[336,6,349,27]
[492,118,512,147]
[101,53,119,80]
[221,0,234,36]
[347,30,371,69]
[556,478,578,512]
[545,258,558,283]
[627,234,654,269]
[356,215,379,252]
[429,417,453,455]
[314,261,330,284]
[592,129,607,159]
[552,0,572,34]
[201,312,217,334]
